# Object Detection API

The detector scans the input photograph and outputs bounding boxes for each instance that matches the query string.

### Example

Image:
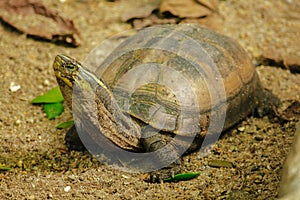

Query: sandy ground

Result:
[0,0,299,199]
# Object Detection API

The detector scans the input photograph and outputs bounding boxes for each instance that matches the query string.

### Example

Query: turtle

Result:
[53,24,279,182]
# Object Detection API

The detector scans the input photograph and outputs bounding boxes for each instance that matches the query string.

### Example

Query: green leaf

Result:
[56,120,74,129]
[44,102,64,119]
[31,87,65,119]
[164,172,201,182]
[0,164,11,171]
[32,86,64,104]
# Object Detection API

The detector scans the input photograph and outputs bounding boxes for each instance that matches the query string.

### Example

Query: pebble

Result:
[238,126,245,132]
[17,160,23,168]
[9,82,21,92]
[64,186,71,192]
[43,79,50,86]
[121,174,129,179]
[14,119,21,126]
[67,175,76,181]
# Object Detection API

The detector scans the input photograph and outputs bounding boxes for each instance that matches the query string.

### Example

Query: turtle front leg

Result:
[65,125,86,151]
[141,126,183,182]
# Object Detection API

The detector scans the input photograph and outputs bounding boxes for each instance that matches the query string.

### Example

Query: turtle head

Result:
[53,54,86,109]
[53,54,141,151]
[53,54,108,91]
[53,54,110,109]
[53,54,81,89]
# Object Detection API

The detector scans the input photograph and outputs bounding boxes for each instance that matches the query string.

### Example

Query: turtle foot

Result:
[65,125,86,151]
[147,159,182,183]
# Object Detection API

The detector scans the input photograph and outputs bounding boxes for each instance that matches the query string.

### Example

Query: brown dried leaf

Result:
[195,0,219,11]
[281,101,300,120]
[181,13,223,31]
[124,0,221,29]
[0,0,81,47]
[260,49,300,73]
[132,13,179,29]
[159,0,218,18]
[283,55,300,74]
[120,0,161,22]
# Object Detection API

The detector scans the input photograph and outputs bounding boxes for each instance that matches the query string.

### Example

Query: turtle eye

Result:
[66,64,75,71]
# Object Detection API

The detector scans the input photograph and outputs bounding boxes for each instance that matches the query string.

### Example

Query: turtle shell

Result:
[93,24,263,137]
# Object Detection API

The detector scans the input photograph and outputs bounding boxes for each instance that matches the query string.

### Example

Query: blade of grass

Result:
[164,172,201,182]
[0,164,11,171]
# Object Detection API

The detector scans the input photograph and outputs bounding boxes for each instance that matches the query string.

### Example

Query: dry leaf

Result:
[283,55,300,73]
[195,0,219,11]
[132,13,179,29]
[0,0,81,46]
[281,101,300,120]
[159,0,217,18]
[121,0,161,22]
[181,13,223,31]
[261,49,300,73]
[122,0,221,30]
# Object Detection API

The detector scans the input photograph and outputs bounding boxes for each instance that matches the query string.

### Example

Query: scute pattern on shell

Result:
[93,24,263,137]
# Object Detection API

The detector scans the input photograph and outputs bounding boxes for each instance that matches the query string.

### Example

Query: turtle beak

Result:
[58,76,73,88]
[53,55,74,88]
[53,55,64,71]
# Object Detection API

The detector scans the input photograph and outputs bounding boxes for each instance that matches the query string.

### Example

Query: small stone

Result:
[67,175,76,181]
[14,119,21,125]
[64,186,71,192]
[238,126,246,132]
[9,82,21,92]
[47,193,53,198]
[43,79,50,86]
[121,174,129,179]
[17,160,23,168]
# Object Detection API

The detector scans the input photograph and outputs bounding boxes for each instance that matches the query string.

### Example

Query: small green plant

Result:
[163,172,201,182]
[32,87,73,128]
